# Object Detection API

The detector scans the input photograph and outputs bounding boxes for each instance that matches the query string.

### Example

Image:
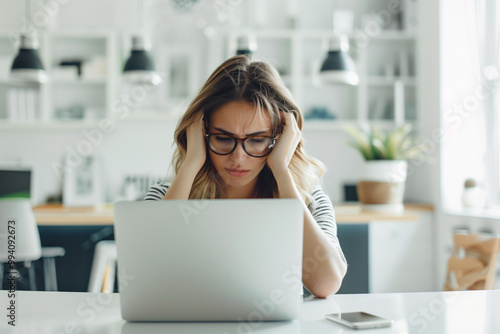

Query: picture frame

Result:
[63,154,103,207]
[158,43,202,113]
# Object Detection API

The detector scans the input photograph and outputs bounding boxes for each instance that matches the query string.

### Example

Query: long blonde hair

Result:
[172,55,325,206]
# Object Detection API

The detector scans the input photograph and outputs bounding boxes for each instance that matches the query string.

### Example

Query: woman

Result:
[145,55,347,297]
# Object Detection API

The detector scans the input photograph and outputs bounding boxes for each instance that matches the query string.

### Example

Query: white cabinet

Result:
[369,214,435,293]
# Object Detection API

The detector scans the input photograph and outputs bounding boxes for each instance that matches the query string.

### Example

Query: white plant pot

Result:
[357,160,408,213]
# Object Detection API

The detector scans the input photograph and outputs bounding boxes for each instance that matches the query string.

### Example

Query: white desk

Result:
[1,290,499,333]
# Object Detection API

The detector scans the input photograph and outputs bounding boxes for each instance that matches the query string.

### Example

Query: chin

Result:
[221,173,253,188]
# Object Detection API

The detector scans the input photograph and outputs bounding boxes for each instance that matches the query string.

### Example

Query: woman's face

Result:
[207,100,273,195]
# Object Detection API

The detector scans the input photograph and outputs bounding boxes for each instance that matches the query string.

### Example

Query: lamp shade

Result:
[236,34,257,55]
[320,34,359,85]
[0,199,42,262]
[10,34,47,83]
[123,36,161,86]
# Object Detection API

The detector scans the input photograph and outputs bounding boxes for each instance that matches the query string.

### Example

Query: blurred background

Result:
[1,0,500,296]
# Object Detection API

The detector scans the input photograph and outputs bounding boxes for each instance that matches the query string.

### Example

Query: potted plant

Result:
[345,123,425,213]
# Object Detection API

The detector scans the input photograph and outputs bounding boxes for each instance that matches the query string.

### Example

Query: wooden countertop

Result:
[33,202,434,226]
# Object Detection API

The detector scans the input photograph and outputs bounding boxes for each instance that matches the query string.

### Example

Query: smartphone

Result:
[325,311,393,329]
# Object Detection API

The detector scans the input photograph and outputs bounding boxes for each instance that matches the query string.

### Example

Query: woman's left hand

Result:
[267,111,302,174]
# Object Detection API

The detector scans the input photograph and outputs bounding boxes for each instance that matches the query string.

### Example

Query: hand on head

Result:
[184,116,207,172]
[266,111,301,174]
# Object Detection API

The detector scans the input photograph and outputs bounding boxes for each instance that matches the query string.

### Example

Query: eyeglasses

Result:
[205,133,277,157]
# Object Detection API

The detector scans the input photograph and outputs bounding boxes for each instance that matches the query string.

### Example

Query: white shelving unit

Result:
[41,30,118,123]
[0,30,118,128]
[226,1,420,129]
[0,1,420,130]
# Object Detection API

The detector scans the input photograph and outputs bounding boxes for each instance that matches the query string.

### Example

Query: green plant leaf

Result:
[344,122,423,162]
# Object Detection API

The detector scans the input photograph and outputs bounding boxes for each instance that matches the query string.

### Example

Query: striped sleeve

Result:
[308,185,347,264]
[144,182,171,201]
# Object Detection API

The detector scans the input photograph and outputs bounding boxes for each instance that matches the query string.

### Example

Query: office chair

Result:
[445,233,500,290]
[0,199,65,291]
[88,240,117,293]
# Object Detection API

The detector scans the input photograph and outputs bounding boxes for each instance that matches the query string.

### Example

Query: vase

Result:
[357,160,408,213]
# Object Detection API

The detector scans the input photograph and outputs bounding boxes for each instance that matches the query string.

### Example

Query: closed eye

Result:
[214,136,233,142]
[249,138,266,144]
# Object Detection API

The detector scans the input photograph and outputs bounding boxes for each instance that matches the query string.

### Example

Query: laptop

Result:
[113,198,304,322]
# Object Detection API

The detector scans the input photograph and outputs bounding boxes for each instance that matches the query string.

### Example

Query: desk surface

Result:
[33,203,434,225]
[0,290,497,333]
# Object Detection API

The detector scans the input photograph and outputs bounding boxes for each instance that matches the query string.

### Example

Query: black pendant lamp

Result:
[123,0,161,86]
[236,34,257,55]
[319,34,358,85]
[10,0,47,84]
[123,35,161,85]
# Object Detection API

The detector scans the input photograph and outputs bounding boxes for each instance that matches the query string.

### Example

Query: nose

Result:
[230,141,247,162]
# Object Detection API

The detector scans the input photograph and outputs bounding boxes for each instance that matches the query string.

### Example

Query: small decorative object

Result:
[461,178,486,208]
[345,123,425,212]
[170,0,199,12]
[304,106,336,120]
[63,154,103,207]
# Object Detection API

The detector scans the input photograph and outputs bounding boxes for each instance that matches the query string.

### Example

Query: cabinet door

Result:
[369,218,433,293]
[336,224,369,294]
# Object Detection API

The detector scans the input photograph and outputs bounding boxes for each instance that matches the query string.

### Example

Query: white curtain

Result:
[473,0,500,207]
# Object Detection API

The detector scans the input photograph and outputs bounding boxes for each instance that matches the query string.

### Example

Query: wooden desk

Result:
[1,290,497,333]
[33,203,434,225]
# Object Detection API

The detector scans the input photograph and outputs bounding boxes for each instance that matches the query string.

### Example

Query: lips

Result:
[225,168,250,177]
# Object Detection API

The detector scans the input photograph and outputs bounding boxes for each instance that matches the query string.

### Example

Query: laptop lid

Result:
[114,199,303,322]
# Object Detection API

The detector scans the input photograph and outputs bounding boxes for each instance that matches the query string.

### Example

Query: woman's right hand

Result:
[184,116,207,172]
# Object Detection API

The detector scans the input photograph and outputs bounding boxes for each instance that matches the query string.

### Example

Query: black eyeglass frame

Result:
[205,133,277,158]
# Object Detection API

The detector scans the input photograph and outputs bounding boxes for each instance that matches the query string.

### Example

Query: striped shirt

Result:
[145,182,347,265]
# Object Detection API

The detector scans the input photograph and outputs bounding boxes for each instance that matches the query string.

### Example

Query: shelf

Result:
[0,79,43,88]
[0,119,103,130]
[365,77,417,86]
[49,79,107,85]
[303,120,353,130]
[0,113,185,129]
[228,29,295,39]
[368,31,416,41]
[302,119,414,131]
[44,30,114,39]
[442,205,500,220]
[231,29,416,41]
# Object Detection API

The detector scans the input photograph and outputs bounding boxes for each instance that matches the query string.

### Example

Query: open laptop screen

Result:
[0,169,32,199]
